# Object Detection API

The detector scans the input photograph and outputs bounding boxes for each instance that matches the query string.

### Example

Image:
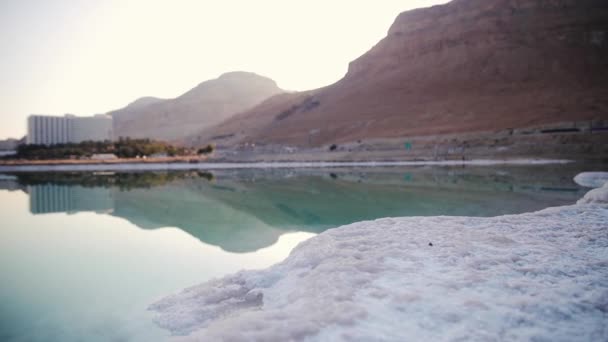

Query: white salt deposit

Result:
[574,172,608,188]
[150,174,608,341]
[578,183,608,205]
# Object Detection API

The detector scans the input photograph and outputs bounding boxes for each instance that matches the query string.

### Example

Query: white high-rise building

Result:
[27,114,113,145]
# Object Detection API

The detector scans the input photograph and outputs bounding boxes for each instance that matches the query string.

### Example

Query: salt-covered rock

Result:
[150,203,608,341]
[574,172,608,188]
[578,182,608,205]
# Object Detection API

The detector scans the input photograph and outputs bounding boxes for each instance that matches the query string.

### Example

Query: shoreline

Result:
[0,155,204,165]
[0,158,574,173]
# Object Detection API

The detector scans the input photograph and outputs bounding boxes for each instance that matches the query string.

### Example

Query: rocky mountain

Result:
[124,96,166,110]
[110,72,283,141]
[188,0,608,148]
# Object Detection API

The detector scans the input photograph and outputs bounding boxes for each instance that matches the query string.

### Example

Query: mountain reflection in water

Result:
[1,165,589,253]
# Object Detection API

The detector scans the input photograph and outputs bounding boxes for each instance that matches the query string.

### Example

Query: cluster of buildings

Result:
[26,114,113,145]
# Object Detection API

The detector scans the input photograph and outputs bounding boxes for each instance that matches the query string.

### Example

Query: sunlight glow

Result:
[0,0,450,139]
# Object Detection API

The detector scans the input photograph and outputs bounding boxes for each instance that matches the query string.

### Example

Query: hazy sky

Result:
[0,0,449,139]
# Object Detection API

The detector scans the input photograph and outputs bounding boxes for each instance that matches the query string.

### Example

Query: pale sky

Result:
[0,0,449,139]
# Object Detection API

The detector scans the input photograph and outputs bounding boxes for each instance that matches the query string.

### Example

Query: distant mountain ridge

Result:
[187,0,608,147]
[125,97,165,110]
[110,72,283,141]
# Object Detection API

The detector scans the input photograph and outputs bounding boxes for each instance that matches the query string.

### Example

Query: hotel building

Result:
[26,114,113,145]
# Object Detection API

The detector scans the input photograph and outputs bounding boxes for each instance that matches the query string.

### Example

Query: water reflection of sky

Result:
[0,165,595,341]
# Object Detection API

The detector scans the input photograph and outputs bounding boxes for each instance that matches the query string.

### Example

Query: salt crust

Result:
[150,173,608,341]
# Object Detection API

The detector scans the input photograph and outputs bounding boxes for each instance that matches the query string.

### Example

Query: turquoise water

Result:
[0,165,592,341]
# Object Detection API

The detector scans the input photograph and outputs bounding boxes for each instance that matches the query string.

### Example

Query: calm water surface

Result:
[0,164,595,341]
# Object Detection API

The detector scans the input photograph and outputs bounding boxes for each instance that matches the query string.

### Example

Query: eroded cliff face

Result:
[191,0,608,148]
[347,0,607,86]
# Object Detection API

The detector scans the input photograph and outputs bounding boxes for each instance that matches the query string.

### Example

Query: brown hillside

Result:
[188,0,608,148]
[110,72,283,141]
